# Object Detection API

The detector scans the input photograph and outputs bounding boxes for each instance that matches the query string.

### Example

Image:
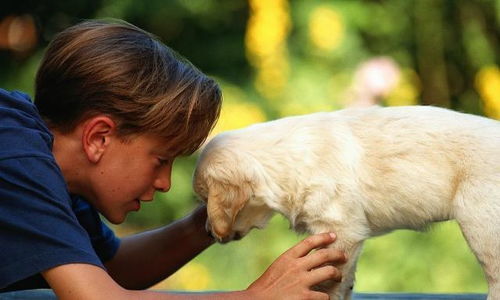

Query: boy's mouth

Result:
[132,199,141,211]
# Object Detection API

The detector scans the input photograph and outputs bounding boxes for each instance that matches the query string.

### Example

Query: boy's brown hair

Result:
[35,19,221,156]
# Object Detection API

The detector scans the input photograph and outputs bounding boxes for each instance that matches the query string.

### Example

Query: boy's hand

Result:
[246,233,347,300]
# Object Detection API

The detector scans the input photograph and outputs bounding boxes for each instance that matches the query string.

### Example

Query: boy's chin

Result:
[103,212,127,225]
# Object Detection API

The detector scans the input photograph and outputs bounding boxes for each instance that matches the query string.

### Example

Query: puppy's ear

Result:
[207,188,231,239]
[207,182,251,239]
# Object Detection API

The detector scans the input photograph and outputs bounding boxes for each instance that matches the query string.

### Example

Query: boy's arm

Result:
[42,263,251,300]
[43,233,345,300]
[104,205,213,289]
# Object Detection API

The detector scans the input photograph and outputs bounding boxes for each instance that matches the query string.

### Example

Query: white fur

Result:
[193,105,500,299]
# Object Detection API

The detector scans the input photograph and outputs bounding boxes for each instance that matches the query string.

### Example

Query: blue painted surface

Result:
[353,293,486,300]
[0,290,488,299]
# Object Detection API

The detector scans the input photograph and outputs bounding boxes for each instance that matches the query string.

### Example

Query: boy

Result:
[0,20,346,299]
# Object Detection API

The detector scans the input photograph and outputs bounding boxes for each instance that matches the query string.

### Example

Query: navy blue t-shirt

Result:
[0,89,121,291]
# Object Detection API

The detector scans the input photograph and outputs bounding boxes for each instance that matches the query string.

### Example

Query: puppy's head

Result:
[193,136,274,243]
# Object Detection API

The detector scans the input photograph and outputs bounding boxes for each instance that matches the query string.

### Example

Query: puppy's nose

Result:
[233,232,243,240]
[216,236,229,244]
[206,228,228,243]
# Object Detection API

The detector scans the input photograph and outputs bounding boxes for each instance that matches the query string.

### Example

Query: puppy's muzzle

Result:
[206,228,243,244]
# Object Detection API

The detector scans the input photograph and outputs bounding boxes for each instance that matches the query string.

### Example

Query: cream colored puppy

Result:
[193,105,500,300]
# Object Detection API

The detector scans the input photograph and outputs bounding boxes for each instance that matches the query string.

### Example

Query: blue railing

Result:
[0,290,488,299]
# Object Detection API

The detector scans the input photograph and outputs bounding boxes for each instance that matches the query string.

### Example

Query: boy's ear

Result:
[81,116,117,163]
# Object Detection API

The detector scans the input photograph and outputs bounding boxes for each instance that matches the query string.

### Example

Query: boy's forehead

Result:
[144,134,185,156]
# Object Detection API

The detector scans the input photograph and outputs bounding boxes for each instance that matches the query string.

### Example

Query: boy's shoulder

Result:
[0,88,53,160]
[0,88,35,109]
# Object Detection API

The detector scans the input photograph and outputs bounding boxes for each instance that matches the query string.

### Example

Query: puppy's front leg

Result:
[311,237,364,300]
[326,241,364,300]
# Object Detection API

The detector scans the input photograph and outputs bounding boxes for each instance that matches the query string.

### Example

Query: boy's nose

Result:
[155,182,170,193]
[154,170,171,193]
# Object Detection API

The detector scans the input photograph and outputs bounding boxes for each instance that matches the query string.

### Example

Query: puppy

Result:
[193,105,500,299]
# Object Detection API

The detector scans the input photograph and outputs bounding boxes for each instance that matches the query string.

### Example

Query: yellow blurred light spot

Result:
[213,101,267,134]
[245,0,290,64]
[475,65,500,119]
[160,262,212,291]
[385,69,421,106]
[309,6,344,52]
[246,10,290,59]
[210,85,267,135]
[245,0,291,99]
[254,56,289,99]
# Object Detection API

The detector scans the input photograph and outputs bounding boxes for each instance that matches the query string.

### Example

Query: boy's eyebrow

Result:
[154,148,174,157]
[155,145,184,157]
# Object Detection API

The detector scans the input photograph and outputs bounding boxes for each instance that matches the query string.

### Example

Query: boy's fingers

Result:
[306,265,343,286]
[287,233,336,258]
[305,291,330,300]
[302,248,347,270]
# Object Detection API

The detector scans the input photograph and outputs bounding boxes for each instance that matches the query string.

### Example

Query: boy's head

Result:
[35,19,221,157]
[34,20,222,223]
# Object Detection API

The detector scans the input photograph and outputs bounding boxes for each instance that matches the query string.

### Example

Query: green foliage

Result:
[356,221,487,292]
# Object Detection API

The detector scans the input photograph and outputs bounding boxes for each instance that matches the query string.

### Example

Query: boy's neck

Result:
[51,126,90,197]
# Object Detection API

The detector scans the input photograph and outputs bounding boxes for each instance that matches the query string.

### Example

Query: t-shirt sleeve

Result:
[0,156,106,289]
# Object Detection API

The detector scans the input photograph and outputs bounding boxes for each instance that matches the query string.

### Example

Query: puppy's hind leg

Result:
[453,180,500,300]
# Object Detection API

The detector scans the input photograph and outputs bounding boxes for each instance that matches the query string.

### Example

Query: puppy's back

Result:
[342,105,500,172]
[335,106,500,230]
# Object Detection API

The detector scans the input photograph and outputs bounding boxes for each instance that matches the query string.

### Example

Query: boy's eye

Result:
[157,158,170,165]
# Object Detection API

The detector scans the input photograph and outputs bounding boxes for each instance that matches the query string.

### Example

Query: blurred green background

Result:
[2,0,499,293]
